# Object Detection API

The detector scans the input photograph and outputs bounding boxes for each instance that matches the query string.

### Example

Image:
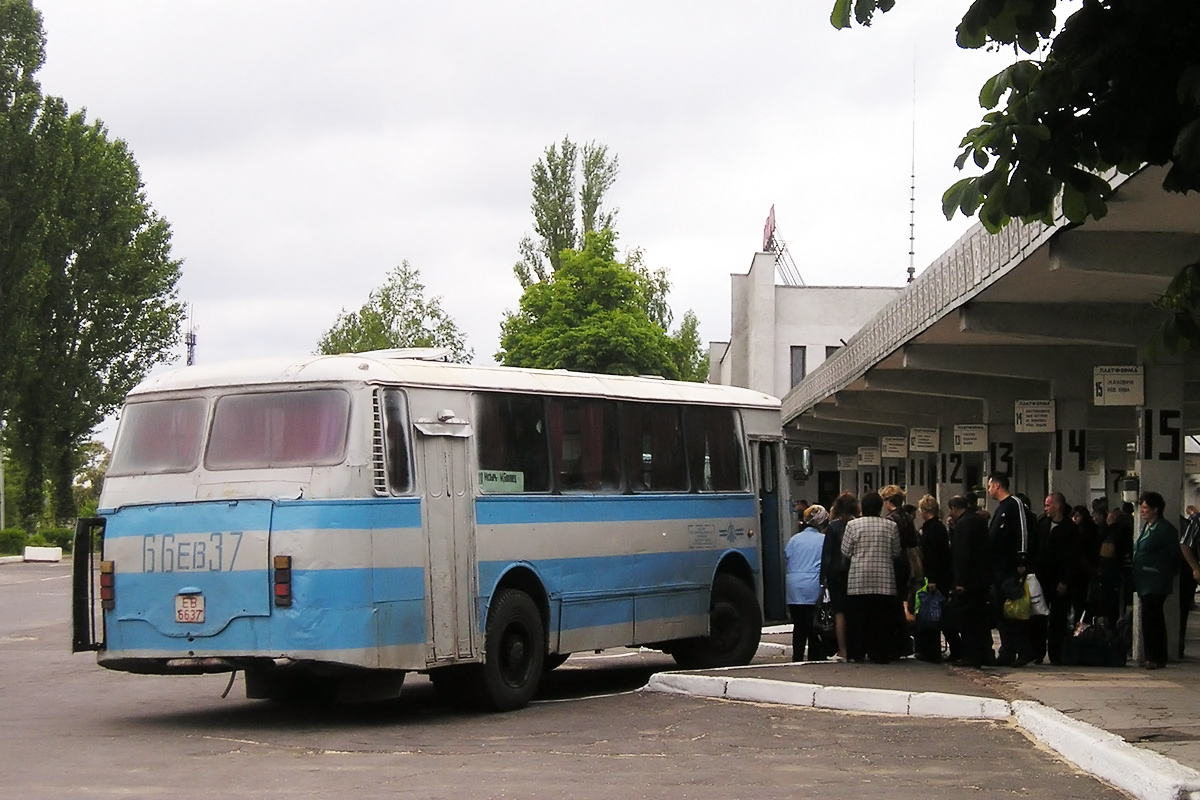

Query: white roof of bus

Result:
[128,354,781,409]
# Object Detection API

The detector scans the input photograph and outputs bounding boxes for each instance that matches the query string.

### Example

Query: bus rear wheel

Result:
[479,588,545,712]
[671,573,762,669]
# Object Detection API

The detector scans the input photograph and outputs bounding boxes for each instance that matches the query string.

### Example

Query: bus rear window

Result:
[108,398,208,476]
[206,389,350,470]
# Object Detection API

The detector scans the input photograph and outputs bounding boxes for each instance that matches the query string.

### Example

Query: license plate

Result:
[175,593,205,624]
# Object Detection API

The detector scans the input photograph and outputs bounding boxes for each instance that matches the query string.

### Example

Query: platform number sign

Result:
[1141,409,1182,462]
[939,453,965,485]
[1054,429,1087,472]
[989,442,1014,477]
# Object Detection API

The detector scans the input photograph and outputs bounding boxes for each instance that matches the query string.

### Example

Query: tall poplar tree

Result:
[1,1,184,528]
[509,138,708,380]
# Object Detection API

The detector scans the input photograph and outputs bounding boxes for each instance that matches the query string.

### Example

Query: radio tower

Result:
[185,304,198,366]
[907,56,917,284]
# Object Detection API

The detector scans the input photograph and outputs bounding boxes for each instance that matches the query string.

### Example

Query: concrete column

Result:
[1133,360,1186,663]
[1049,399,1091,508]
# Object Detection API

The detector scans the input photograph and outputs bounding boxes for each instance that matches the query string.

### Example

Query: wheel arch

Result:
[483,563,552,650]
[714,549,757,593]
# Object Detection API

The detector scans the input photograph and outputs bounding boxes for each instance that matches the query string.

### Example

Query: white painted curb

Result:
[0,555,24,565]
[643,673,1011,720]
[23,546,63,562]
[1013,701,1200,800]
[909,691,1010,720]
[814,685,911,714]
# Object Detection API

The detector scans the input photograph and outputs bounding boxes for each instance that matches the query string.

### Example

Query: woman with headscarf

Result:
[785,504,828,661]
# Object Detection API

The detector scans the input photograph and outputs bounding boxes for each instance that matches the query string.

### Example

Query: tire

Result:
[671,573,762,669]
[478,588,545,711]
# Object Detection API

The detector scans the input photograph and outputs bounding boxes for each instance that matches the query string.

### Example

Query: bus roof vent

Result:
[359,348,452,362]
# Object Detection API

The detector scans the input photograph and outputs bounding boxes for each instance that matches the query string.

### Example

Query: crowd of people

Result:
[783,478,1200,669]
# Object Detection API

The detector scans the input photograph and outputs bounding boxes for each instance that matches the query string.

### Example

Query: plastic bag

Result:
[1026,573,1049,616]
[1002,578,1032,620]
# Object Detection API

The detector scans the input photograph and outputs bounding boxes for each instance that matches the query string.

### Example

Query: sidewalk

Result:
[643,621,1200,800]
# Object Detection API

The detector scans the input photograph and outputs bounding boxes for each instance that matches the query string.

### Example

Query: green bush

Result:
[40,527,74,553]
[0,527,75,555]
[0,529,27,555]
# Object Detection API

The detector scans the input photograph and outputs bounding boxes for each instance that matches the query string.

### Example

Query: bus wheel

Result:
[480,588,545,712]
[671,573,762,669]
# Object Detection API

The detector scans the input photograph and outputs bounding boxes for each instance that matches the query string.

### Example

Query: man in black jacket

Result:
[948,495,993,667]
[1031,492,1078,665]
[987,474,1036,667]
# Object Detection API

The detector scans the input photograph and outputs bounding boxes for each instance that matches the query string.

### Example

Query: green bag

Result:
[1002,578,1032,620]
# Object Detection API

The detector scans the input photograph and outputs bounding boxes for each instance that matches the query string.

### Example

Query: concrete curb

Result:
[1012,701,1200,800]
[642,673,1200,800]
[0,555,25,565]
[642,672,1009,720]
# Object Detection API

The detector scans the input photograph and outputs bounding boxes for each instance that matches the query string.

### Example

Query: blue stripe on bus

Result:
[106,567,427,653]
[102,547,757,655]
[477,548,759,602]
[101,498,423,538]
[475,493,756,525]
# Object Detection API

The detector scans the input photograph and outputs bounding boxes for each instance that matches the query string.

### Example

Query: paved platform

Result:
[644,622,1200,800]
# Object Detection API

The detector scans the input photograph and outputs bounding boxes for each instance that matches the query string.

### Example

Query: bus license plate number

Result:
[175,594,205,624]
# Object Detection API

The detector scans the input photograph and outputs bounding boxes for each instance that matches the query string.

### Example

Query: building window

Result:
[826,345,841,359]
[790,346,807,387]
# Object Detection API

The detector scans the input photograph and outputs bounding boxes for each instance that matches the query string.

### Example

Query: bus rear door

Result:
[415,416,478,664]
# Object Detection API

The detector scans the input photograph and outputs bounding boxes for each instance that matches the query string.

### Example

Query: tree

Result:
[514,137,619,287]
[831,0,1200,349]
[317,261,473,362]
[1,1,184,529]
[498,230,683,378]
[509,139,708,380]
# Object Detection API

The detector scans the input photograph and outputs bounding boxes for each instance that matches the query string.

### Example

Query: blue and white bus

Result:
[73,350,788,710]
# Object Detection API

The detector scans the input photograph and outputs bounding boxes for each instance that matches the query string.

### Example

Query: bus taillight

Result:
[99,561,115,610]
[273,555,292,607]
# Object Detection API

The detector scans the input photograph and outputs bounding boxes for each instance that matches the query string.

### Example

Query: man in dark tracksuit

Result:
[987,474,1036,667]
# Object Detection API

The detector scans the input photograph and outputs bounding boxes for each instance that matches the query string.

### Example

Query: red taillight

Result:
[273,555,292,607]
[99,560,115,610]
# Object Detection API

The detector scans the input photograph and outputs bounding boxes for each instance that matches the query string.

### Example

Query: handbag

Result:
[1025,573,1049,616]
[915,585,944,632]
[1002,577,1032,620]
[816,587,835,632]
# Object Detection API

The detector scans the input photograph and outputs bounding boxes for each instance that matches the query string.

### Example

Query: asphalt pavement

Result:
[645,621,1200,800]
[8,553,1200,799]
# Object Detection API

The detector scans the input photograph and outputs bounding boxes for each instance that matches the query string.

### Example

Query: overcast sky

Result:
[34,1,1016,370]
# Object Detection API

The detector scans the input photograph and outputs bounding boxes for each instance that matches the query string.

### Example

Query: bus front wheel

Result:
[479,588,545,712]
[671,573,762,669]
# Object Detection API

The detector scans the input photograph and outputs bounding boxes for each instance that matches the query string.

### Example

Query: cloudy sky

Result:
[34,1,1016,370]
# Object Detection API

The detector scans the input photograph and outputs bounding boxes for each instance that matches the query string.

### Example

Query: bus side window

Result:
[683,406,747,492]
[476,393,550,493]
[620,402,687,492]
[548,397,620,493]
[382,389,412,493]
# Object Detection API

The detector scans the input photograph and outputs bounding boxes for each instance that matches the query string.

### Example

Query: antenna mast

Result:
[185,304,198,366]
[762,205,805,286]
[907,55,917,284]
